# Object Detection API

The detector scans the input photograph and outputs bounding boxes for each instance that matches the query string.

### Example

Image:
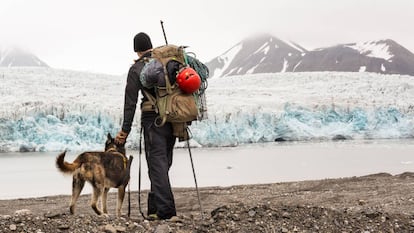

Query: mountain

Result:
[0,47,49,67]
[206,35,414,78]
[295,39,414,75]
[206,34,306,78]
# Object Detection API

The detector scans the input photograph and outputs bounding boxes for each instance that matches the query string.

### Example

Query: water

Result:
[0,139,413,200]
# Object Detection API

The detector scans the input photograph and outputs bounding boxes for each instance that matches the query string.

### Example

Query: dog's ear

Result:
[107,133,112,140]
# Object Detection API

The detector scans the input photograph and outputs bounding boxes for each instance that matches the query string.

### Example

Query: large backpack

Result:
[140,45,208,140]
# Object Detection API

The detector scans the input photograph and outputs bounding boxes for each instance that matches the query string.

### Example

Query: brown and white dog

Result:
[56,133,132,217]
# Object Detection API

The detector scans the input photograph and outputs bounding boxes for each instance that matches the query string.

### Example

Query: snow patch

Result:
[381,64,386,72]
[359,66,366,72]
[254,42,270,55]
[246,57,266,74]
[211,43,243,78]
[347,41,394,60]
[281,58,288,72]
[293,61,302,72]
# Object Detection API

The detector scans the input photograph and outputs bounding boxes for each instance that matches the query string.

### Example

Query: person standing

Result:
[115,32,177,220]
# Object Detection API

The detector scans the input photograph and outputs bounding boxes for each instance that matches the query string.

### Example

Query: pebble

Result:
[248,210,256,217]
[115,225,127,232]
[58,224,70,230]
[103,224,117,233]
[1,215,12,220]
[358,200,366,205]
[9,224,17,231]
[154,224,170,233]
[45,212,61,219]
[282,212,291,218]
[14,209,31,216]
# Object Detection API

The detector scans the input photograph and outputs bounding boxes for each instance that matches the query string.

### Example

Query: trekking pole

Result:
[128,176,131,217]
[160,20,168,45]
[138,128,147,220]
[186,139,204,220]
[125,155,133,217]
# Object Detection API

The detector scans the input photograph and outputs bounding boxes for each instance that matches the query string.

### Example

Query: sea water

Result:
[0,139,413,200]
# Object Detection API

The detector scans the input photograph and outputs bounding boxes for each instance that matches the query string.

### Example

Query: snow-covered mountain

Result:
[206,34,306,78]
[206,35,414,78]
[0,47,49,67]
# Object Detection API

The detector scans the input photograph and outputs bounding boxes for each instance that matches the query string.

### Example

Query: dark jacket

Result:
[121,52,156,133]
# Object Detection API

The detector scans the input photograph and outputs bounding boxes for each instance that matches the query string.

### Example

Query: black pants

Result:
[142,113,176,219]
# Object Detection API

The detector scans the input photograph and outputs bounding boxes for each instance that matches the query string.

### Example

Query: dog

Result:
[56,133,133,217]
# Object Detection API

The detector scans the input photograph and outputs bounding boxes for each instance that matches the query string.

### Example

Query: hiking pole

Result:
[126,155,134,217]
[186,139,204,220]
[160,20,168,45]
[128,180,131,217]
[138,128,147,220]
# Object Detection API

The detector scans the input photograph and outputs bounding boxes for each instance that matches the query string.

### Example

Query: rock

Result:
[282,212,291,218]
[14,209,31,216]
[332,135,347,140]
[154,224,170,233]
[103,224,117,233]
[114,225,127,232]
[9,224,17,231]
[248,210,256,217]
[130,223,145,232]
[364,210,381,219]
[45,212,61,219]
[358,200,366,205]
[58,224,70,230]
[168,216,182,223]
[1,215,12,220]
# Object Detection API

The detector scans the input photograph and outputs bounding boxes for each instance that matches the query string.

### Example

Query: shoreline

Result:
[1,172,414,232]
[2,139,414,200]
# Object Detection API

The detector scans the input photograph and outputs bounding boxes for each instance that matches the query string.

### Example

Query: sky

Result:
[1,0,413,75]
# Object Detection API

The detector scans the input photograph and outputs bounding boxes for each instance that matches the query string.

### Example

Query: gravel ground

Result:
[1,172,414,232]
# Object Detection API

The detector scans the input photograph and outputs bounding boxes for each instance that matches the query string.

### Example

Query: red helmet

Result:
[176,67,201,94]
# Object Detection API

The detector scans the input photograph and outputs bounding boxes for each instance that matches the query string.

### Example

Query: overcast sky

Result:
[1,0,413,75]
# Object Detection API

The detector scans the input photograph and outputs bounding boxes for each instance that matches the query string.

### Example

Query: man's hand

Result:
[115,130,129,145]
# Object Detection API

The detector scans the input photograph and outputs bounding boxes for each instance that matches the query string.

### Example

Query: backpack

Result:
[140,45,208,140]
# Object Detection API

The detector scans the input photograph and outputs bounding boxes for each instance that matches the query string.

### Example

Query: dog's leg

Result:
[91,184,104,215]
[102,187,110,214]
[116,186,126,217]
[70,174,85,215]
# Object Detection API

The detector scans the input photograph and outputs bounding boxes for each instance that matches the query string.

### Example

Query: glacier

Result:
[0,68,413,152]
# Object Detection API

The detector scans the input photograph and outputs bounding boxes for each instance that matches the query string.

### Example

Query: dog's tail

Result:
[56,151,81,174]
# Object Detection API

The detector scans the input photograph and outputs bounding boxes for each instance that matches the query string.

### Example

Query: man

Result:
[115,32,177,220]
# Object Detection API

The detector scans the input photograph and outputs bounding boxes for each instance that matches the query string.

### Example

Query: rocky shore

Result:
[1,172,414,232]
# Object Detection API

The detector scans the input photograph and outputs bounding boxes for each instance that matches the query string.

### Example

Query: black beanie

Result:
[133,32,153,52]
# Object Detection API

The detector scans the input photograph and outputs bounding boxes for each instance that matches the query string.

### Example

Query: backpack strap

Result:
[142,89,168,127]
[142,90,157,111]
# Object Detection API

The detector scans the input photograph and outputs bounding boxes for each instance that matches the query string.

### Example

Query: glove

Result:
[115,130,129,145]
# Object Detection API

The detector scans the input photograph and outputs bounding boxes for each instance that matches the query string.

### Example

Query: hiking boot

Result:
[147,214,159,221]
